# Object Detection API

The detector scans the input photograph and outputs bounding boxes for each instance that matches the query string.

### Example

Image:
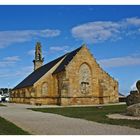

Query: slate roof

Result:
[53,46,82,74]
[119,93,125,97]
[13,46,82,90]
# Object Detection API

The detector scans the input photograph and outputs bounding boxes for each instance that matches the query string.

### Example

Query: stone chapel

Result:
[10,42,119,105]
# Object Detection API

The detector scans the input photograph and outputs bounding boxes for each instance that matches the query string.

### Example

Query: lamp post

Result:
[8,83,10,102]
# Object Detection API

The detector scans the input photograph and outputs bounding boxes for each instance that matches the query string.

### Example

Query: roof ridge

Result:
[53,46,82,74]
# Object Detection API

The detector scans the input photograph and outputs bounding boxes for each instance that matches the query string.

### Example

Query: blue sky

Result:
[0,5,140,95]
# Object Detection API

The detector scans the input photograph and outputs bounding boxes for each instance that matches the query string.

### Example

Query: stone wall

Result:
[11,56,65,105]
[60,46,118,105]
[10,86,32,104]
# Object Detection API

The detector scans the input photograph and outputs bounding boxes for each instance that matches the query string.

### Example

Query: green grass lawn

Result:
[0,103,6,106]
[0,116,30,135]
[29,104,140,129]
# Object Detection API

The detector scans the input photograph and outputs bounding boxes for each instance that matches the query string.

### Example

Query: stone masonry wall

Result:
[11,56,66,105]
[60,46,118,105]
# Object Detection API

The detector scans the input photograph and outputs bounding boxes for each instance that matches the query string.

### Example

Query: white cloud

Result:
[0,56,20,67]
[27,50,35,56]
[0,29,61,48]
[98,55,140,68]
[130,81,137,91]
[72,21,120,43]
[49,45,70,53]
[0,65,33,88]
[71,17,140,43]
[125,17,140,26]
[16,66,33,77]
[3,56,20,61]
[0,66,33,79]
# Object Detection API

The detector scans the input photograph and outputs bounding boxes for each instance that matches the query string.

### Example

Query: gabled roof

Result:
[13,46,82,90]
[53,46,82,74]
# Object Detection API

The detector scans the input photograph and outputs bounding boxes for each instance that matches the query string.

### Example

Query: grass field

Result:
[0,103,6,106]
[30,104,140,129]
[0,116,30,135]
[0,103,29,135]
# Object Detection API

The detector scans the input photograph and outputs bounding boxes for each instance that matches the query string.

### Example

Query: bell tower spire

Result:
[33,42,44,71]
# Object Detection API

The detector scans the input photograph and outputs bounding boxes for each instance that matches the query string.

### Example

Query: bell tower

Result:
[33,42,44,71]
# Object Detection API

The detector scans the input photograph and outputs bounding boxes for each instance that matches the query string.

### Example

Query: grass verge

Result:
[0,103,6,107]
[0,116,30,135]
[29,104,140,129]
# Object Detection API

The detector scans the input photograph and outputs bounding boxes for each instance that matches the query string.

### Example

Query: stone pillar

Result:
[30,87,36,105]
[60,78,69,105]
[99,79,104,104]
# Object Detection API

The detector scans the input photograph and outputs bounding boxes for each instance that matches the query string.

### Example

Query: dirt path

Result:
[0,103,140,135]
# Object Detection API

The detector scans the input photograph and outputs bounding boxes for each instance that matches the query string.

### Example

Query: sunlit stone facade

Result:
[11,44,119,105]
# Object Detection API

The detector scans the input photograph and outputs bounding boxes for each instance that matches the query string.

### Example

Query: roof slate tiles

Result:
[13,46,82,90]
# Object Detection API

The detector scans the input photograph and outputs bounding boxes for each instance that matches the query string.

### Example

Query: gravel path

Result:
[0,103,140,135]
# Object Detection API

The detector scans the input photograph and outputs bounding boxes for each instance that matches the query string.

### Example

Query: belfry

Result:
[33,42,44,71]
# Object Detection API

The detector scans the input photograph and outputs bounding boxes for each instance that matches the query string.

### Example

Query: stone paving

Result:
[0,103,140,135]
[107,113,140,120]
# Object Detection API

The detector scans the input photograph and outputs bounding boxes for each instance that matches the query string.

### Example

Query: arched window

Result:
[79,63,91,94]
[41,82,48,95]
